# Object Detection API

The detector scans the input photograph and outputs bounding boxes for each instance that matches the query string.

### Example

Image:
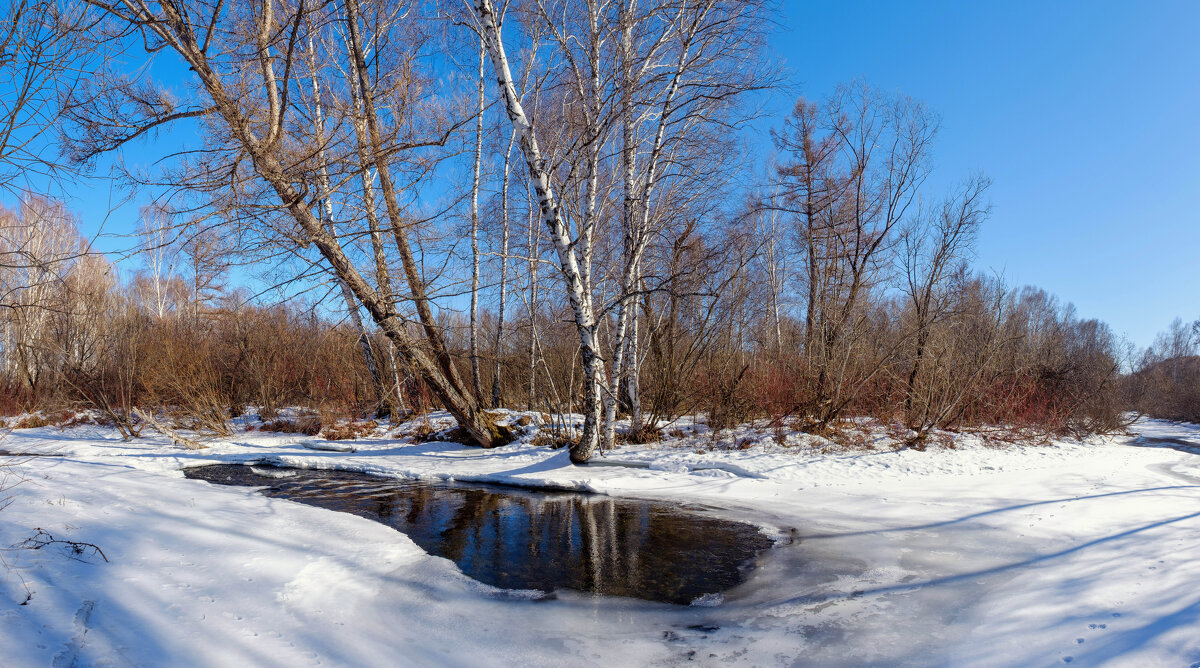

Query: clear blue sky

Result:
[8,1,1197,349]
[766,0,1200,349]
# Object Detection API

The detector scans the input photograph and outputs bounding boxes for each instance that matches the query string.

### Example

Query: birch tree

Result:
[605,0,773,445]
[471,0,609,461]
[490,126,516,408]
[305,30,389,417]
[469,36,485,401]
[469,0,772,459]
[137,204,180,319]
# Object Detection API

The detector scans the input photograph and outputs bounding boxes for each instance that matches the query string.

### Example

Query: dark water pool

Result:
[184,464,773,605]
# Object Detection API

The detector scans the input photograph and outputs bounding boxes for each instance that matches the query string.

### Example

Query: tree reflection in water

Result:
[186,464,772,604]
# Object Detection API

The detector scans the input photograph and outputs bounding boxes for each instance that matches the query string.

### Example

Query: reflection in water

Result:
[185,464,772,604]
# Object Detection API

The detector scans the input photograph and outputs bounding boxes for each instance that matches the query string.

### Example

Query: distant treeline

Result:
[0,194,1128,443]
[1122,318,1200,424]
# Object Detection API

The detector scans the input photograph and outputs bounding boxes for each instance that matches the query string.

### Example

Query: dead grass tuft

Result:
[529,427,578,449]
[12,412,71,429]
[616,425,662,445]
[321,420,378,441]
[258,416,322,436]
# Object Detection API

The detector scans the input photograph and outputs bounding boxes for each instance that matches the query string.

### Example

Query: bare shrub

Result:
[618,425,662,445]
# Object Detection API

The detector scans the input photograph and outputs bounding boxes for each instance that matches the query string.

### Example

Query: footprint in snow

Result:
[51,600,94,668]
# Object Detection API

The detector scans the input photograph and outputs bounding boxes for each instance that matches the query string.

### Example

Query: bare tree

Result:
[179,228,228,322]
[470,0,773,459]
[472,0,608,461]
[900,175,990,431]
[775,83,937,431]
[0,1,93,191]
[0,196,81,402]
[305,32,389,417]
[137,204,180,319]
[67,0,510,446]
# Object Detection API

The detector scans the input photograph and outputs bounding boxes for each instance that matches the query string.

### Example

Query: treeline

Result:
[0,0,1131,456]
[0,189,1123,444]
[1123,317,1200,423]
[0,198,386,435]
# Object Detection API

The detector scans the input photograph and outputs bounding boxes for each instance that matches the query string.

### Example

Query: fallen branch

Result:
[132,409,208,450]
[16,528,108,563]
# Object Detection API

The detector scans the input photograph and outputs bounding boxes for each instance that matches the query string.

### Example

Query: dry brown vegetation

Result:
[321,420,379,441]
[1122,318,1200,423]
[0,191,1125,447]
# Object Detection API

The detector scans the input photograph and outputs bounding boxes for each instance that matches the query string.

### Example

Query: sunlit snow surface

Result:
[1,413,1199,667]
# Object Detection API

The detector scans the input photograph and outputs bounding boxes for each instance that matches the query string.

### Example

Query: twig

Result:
[15,528,108,563]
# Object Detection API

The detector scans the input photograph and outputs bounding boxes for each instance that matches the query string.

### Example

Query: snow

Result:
[2,414,1200,667]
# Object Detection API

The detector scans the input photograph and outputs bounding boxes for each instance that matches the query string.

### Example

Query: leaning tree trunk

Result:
[307,33,388,417]
[125,0,508,447]
[475,0,603,462]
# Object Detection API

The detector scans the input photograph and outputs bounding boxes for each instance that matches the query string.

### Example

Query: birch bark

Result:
[469,37,485,401]
[474,0,603,461]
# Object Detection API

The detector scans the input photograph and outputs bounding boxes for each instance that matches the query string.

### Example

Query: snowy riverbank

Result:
[2,415,1199,667]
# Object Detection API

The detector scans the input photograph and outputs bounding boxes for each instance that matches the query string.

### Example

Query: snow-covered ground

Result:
[2,413,1199,667]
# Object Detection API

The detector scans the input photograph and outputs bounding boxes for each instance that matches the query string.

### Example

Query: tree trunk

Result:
[475,0,602,462]
[469,37,485,401]
[526,198,539,410]
[491,127,516,408]
[136,1,505,447]
[307,33,388,418]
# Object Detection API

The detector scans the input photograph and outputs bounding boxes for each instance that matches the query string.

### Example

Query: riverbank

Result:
[2,415,1199,666]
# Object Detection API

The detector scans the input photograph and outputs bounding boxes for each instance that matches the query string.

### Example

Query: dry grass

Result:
[824,424,873,451]
[409,420,437,440]
[254,416,322,436]
[11,412,73,429]
[321,420,378,441]
[59,413,98,429]
[529,427,578,449]
[616,424,662,445]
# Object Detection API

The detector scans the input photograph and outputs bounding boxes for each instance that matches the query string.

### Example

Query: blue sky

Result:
[766,0,1200,348]
[6,1,1197,349]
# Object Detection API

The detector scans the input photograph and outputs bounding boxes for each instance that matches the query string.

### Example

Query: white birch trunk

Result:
[474,0,603,462]
[526,197,539,410]
[491,127,516,408]
[469,37,485,401]
[606,0,695,444]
